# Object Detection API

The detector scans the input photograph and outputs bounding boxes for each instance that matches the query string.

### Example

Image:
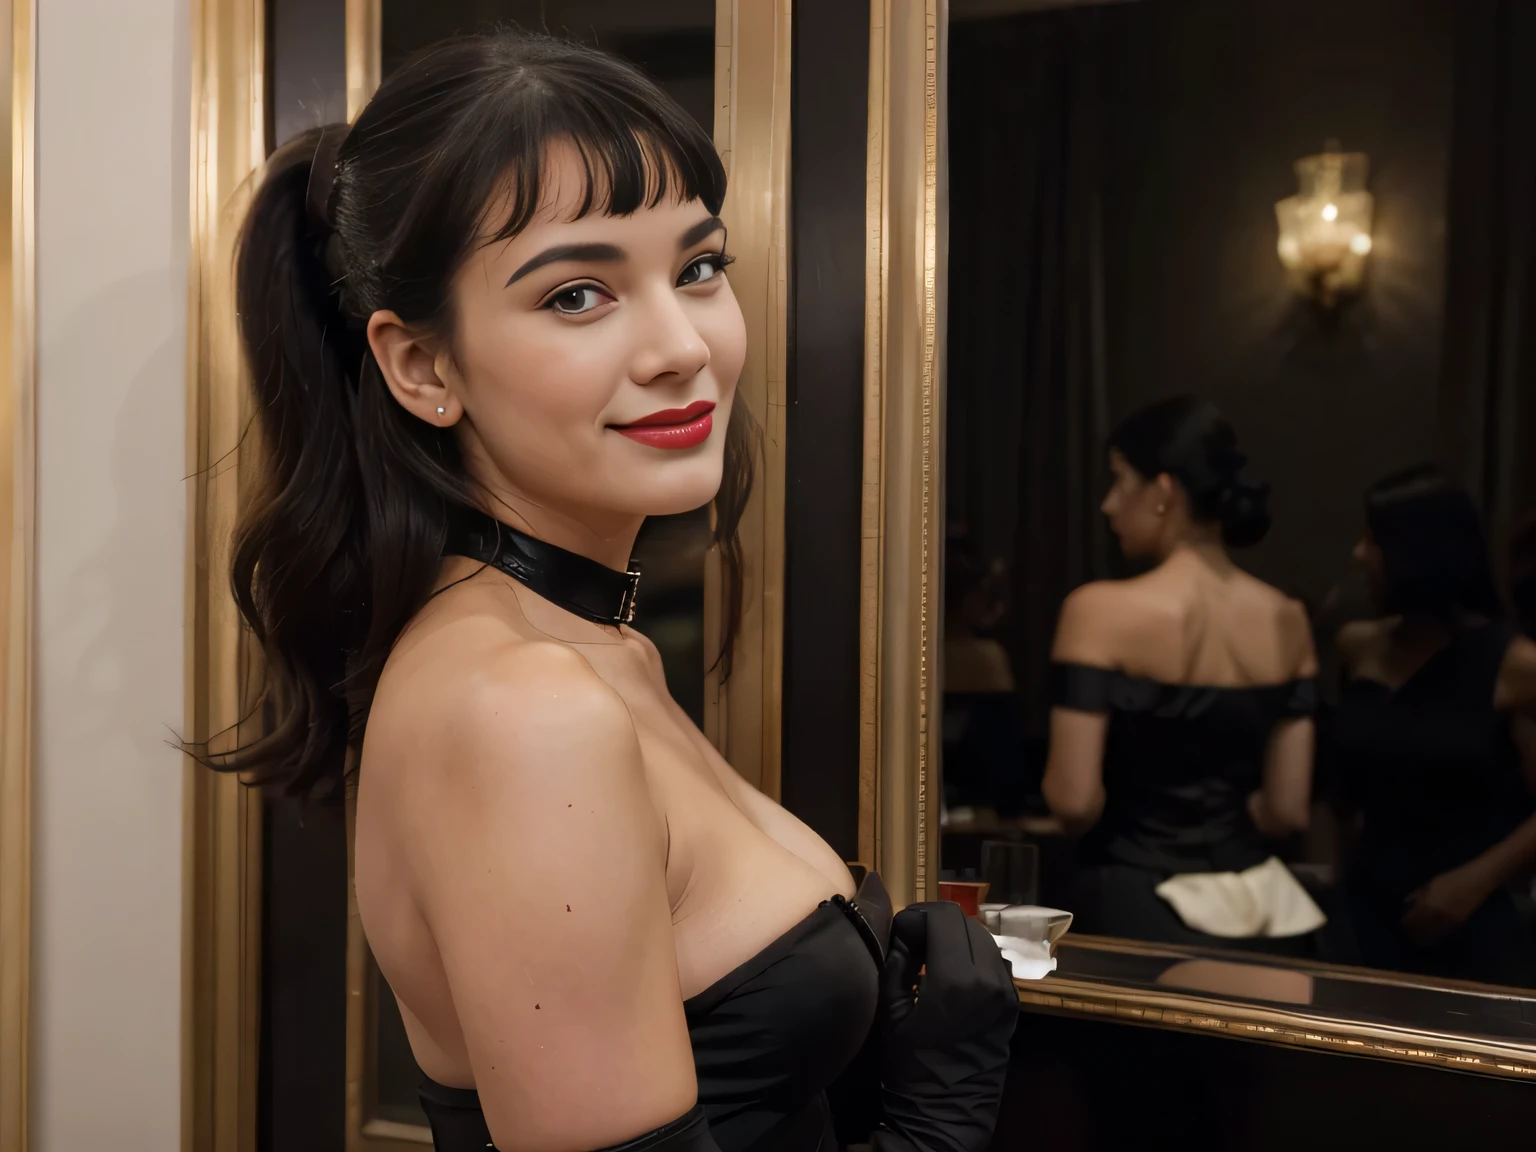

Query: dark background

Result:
[1100,0,1453,606]
[948,0,1458,615]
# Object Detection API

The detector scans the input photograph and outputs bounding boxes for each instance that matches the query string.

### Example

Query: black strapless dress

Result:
[1051,662,1318,950]
[417,892,885,1152]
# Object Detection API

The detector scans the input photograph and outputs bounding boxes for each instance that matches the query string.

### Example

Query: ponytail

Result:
[217,128,369,792]
[218,127,469,794]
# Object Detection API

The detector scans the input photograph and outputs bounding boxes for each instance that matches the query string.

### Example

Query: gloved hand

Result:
[869,901,1019,1152]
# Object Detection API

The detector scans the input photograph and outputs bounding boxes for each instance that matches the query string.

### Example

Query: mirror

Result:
[937,0,1536,1027]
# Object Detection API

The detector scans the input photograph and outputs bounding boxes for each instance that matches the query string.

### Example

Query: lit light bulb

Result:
[1349,233,1372,256]
[1321,203,1339,222]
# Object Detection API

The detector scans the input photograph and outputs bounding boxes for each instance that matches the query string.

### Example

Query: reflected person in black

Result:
[1334,468,1536,985]
[1042,398,1321,952]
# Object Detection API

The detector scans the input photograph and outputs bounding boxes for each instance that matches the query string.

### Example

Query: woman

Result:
[1042,397,1321,950]
[218,33,1015,1152]
[1335,467,1536,985]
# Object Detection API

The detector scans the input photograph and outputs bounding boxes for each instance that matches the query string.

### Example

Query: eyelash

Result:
[683,251,736,284]
[540,252,736,314]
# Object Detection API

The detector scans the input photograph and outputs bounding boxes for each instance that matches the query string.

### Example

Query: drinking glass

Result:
[979,839,1039,907]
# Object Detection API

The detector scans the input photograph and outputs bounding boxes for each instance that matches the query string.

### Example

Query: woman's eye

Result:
[546,285,610,315]
[678,254,732,287]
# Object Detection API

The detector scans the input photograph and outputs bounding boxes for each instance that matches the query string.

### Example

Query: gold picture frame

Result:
[1024,936,1536,1082]
[860,0,946,907]
[341,3,793,1146]
[0,1,34,1148]
[184,1,267,1150]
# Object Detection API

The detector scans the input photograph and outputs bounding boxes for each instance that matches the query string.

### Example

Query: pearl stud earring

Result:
[436,407,446,416]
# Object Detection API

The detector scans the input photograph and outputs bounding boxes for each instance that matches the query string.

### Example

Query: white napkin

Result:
[993,934,1058,981]
[1154,856,1327,939]
[983,905,1073,980]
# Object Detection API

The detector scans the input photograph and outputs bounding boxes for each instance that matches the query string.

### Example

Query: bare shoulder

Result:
[626,625,672,682]
[361,632,691,1146]
[1054,580,1160,664]
[367,630,644,810]
[1263,589,1318,678]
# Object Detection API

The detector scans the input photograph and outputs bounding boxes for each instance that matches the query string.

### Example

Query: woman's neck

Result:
[477,488,643,573]
[1160,534,1234,574]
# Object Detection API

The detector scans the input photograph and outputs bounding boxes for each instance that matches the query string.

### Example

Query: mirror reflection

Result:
[941,0,1536,993]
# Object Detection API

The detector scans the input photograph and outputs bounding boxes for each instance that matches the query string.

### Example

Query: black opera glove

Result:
[870,902,1019,1152]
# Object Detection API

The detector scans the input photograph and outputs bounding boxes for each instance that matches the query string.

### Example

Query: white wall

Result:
[31,0,189,1147]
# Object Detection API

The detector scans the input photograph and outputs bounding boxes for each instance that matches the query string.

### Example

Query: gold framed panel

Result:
[859,0,945,907]
[184,1,266,1150]
[0,1,34,1148]
[342,4,793,1146]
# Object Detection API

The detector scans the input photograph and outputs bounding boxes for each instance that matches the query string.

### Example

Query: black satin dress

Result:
[1052,662,1319,951]
[418,890,887,1152]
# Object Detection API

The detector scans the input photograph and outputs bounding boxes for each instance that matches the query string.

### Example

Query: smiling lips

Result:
[612,400,716,449]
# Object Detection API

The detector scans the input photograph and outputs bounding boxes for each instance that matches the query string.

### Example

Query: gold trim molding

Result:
[1016,973,1536,1082]
[860,0,945,906]
[184,1,266,1150]
[0,1,35,1147]
[344,0,380,122]
[703,0,791,797]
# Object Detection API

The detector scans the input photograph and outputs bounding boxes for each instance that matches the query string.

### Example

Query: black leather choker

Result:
[447,511,641,627]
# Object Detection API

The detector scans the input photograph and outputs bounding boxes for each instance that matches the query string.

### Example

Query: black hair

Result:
[1363,465,1504,623]
[211,31,752,794]
[1107,395,1271,548]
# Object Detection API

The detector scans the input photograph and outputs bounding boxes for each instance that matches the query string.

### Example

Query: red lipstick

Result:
[612,400,716,449]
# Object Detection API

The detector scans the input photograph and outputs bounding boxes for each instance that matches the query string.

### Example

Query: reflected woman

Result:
[215,33,1016,1152]
[1042,397,1321,952]
[1335,468,1536,985]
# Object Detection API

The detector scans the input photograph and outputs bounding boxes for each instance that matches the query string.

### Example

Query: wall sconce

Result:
[1275,142,1373,306]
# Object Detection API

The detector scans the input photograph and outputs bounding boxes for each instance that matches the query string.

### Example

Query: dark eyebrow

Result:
[680,215,726,250]
[505,242,626,287]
